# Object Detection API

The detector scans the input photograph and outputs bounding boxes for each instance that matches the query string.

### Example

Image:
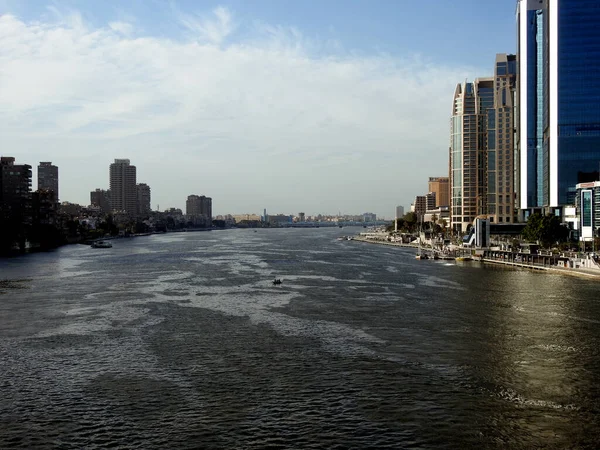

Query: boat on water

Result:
[415,226,429,260]
[91,240,112,248]
[455,256,472,262]
[272,278,282,285]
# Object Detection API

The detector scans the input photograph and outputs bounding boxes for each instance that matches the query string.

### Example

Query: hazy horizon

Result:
[0,1,516,217]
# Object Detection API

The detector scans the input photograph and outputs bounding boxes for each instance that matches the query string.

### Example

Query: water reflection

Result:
[0,229,599,448]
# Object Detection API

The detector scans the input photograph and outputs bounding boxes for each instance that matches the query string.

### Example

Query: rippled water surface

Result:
[1,228,600,449]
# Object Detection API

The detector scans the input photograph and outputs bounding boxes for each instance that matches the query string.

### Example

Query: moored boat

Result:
[91,240,112,248]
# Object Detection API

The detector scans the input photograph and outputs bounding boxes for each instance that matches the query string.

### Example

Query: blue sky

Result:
[0,1,517,217]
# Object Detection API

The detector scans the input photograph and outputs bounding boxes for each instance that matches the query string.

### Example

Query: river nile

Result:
[1,228,600,449]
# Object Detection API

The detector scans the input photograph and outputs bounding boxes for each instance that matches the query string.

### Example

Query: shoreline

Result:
[351,235,600,281]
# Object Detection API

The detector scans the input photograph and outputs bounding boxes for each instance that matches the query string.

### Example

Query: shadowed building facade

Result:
[518,0,600,216]
[109,159,137,215]
[137,183,151,216]
[37,162,58,201]
[186,194,212,227]
[1,157,32,249]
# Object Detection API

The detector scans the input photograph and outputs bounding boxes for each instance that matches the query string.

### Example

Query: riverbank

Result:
[352,234,600,280]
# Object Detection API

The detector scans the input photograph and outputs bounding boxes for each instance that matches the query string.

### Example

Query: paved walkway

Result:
[352,236,600,281]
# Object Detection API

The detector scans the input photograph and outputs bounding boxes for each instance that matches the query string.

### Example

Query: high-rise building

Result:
[450,78,494,232]
[109,159,137,214]
[412,195,427,221]
[425,192,437,211]
[428,177,450,207]
[518,0,600,215]
[37,162,59,201]
[186,194,212,227]
[90,189,111,213]
[487,54,517,224]
[0,157,32,243]
[137,183,151,216]
[395,205,405,219]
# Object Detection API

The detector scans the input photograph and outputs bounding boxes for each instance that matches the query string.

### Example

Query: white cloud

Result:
[177,5,235,45]
[0,8,482,216]
[108,21,133,36]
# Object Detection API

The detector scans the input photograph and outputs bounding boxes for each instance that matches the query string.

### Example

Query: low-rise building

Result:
[576,181,600,243]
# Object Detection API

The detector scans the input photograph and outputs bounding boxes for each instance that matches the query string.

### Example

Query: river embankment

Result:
[351,234,600,280]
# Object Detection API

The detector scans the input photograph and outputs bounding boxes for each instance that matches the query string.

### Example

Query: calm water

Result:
[1,228,600,449]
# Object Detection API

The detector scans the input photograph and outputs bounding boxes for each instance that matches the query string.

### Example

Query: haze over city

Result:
[0,1,515,217]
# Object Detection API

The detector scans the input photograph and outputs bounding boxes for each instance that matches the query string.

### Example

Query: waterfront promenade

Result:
[351,234,600,280]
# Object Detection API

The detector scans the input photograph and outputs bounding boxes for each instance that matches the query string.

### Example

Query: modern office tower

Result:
[137,183,151,216]
[37,162,59,201]
[90,189,111,213]
[298,212,305,222]
[487,54,517,224]
[109,159,137,214]
[186,194,212,227]
[517,0,600,216]
[0,157,32,235]
[428,177,450,207]
[395,205,405,218]
[450,78,494,232]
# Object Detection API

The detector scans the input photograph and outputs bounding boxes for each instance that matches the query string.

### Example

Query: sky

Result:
[0,1,517,218]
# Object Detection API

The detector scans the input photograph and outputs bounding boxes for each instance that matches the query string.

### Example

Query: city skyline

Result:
[0,1,516,217]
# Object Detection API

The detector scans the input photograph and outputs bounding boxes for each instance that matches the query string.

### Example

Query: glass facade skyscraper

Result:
[518,0,600,214]
[450,78,494,233]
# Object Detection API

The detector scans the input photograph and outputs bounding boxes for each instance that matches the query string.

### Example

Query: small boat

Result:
[272,278,282,285]
[91,240,112,248]
[415,253,429,260]
[455,256,472,262]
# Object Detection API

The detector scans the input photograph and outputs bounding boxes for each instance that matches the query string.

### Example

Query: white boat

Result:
[91,240,112,248]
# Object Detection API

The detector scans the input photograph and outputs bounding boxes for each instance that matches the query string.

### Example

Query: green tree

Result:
[522,213,569,248]
[402,212,418,232]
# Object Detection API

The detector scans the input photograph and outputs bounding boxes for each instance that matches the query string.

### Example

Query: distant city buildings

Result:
[428,177,449,208]
[137,183,151,216]
[411,195,427,222]
[362,212,376,222]
[425,192,437,212]
[186,194,212,227]
[90,189,111,213]
[232,213,261,222]
[395,206,404,219]
[37,162,59,201]
[0,157,32,236]
[109,159,137,214]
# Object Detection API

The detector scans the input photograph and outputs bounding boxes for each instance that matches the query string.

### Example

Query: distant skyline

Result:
[0,1,517,217]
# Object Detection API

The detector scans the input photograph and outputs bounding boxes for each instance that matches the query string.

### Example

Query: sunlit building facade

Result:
[428,177,449,207]
[487,54,517,224]
[450,78,494,232]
